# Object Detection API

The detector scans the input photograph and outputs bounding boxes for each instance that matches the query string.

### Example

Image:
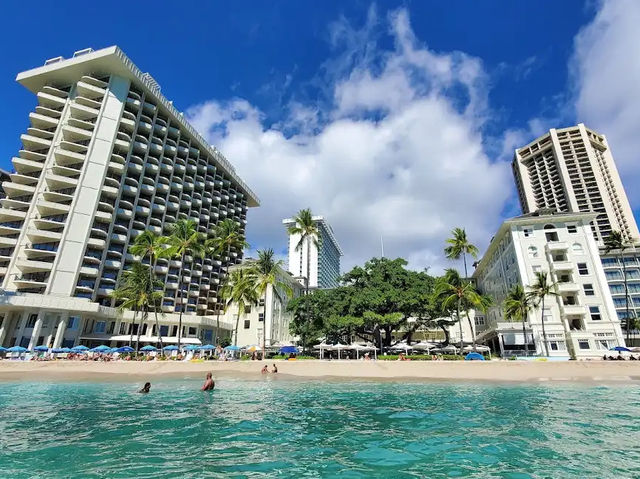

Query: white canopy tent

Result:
[463,345,491,353]
[389,342,414,354]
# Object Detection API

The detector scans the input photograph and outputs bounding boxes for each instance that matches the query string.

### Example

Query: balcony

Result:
[551,261,574,272]
[62,124,92,143]
[75,96,102,111]
[557,282,581,293]
[37,91,67,109]
[76,81,106,100]
[36,200,69,215]
[29,111,59,130]
[561,304,586,316]
[545,242,569,253]
[15,258,54,273]
[27,228,62,243]
[69,102,99,120]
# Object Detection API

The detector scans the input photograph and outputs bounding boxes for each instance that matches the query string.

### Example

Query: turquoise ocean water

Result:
[1,379,639,478]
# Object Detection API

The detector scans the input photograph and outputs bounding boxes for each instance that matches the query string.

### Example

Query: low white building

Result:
[472,210,625,359]
[221,260,303,349]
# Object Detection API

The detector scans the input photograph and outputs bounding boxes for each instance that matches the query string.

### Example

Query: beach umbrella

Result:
[33,345,49,352]
[163,345,179,351]
[71,345,89,352]
[184,345,200,351]
[465,352,485,361]
[61,347,72,353]
[115,346,134,353]
[51,348,66,354]
[8,346,28,353]
[0,346,8,353]
[91,345,111,353]
[224,345,241,351]
[141,345,158,352]
[610,346,631,352]
[199,344,215,350]
[279,346,298,354]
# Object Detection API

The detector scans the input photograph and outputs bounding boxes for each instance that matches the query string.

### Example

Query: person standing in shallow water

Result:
[138,382,151,393]
[201,372,215,391]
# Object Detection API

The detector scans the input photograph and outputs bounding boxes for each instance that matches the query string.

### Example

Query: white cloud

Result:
[186,8,512,273]
[571,0,640,205]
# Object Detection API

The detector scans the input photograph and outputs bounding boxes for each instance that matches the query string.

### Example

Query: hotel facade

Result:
[473,211,624,359]
[513,124,640,338]
[283,215,342,289]
[0,46,258,349]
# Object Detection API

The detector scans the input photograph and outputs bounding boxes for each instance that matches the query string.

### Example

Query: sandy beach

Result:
[1,359,640,383]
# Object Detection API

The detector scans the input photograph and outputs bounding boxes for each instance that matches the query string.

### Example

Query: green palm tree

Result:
[220,268,259,346]
[254,248,293,358]
[604,231,633,343]
[163,219,206,349]
[110,262,158,350]
[444,227,479,278]
[129,231,168,351]
[207,219,250,344]
[526,272,559,357]
[435,268,484,354]
[504,284,534,356]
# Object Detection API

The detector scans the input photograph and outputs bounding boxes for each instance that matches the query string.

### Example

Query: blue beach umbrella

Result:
[224,345,241,351]
[163,345,179,351]
[465,352,485,361]
[33,345,49,352]
[0,346,8,352]
[61,347,72,353]
[140,345,157,352]
[8,346,28,353]
[279,346,298,354]
[115,346,135,353]
[51,348,65,354]
[610,346,631,352]
[71,345,89,352]
[91,345,112,352]
[199,344,215,350]
[184,345,199,351]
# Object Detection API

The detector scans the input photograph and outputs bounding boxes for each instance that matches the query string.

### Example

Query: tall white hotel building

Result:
[513,124,640,334]
[0,46,258,349]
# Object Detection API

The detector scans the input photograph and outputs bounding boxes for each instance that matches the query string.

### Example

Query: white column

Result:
[14,311,31,347]
[0,314,8,346]
[28,311,45,350]
[52,314,69,348]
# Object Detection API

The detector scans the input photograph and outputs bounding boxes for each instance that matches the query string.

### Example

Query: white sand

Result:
[1,359,640,383]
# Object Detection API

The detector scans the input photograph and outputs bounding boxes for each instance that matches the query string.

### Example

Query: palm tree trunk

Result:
[522,309,529,356]
[621,251,630,344]
[129,307,138,348]
[214,244,232,346]
[262,289,268,360]
[177,251,185,350]
[304,235,311,355]
[540,297,549,357]
[234,312,240,346]
[150,254,164,353]
[465,309,476,350]
[136,309,147,352]
[462,252,468,279]
[457,297,463,354]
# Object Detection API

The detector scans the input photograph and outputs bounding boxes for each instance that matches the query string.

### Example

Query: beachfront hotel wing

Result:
[0,46,259,349]
[512,124,639,245]
[283,215,342,289]
[472,210,625,359]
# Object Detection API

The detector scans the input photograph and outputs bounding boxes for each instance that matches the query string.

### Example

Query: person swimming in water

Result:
[271,364,278,373]
[261,364,268,374]
[138,382,151,393]
[201,372,215,391]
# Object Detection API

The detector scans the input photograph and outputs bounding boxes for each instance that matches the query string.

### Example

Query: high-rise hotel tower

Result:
[512,123,639,245]
[0,47,258,349]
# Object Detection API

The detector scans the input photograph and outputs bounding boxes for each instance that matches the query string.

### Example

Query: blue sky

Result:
[2,0,638,271]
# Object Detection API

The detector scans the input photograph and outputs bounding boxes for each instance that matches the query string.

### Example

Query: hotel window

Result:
[583,284,594,296]
[119,322,128,335]
[160,325,169,336]
[258,313,264,322]
[606,270,623,280]
[567,225,577,234]
[578,340,590,350]
[589,306,601,321]
[244,305,252,314]
[523,228,532,237]
[244,319,250,329]
[572,243,584,254]
[188,327,196,336]
[577,263,589,275]
[94,321,106,334]
[549,341,566,351]
[107,322,115,334]
[26,314,38,328]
